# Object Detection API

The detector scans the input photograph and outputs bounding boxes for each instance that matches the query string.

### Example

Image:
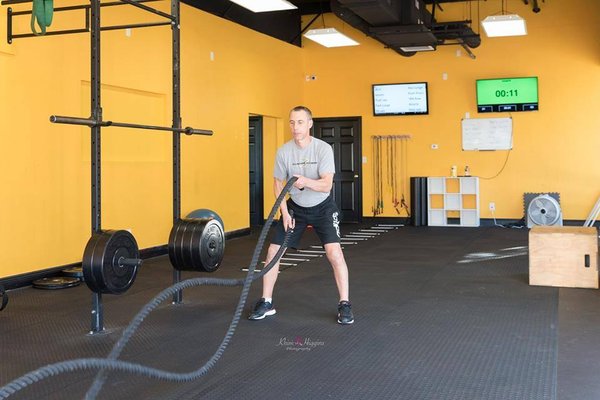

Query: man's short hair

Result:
[291,106,313,120]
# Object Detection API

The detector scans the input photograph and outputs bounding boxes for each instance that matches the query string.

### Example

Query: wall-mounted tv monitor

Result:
[372,82,429,116]
[476,77,538,113]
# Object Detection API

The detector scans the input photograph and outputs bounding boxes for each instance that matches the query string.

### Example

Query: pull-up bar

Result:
[119,0,174,21]
[50,115,214,136]
[3,0,170,43]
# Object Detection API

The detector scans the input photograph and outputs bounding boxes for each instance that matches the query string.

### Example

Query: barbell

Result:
[82,216,225,295]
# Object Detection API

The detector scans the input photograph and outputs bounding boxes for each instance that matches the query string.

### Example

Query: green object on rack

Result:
[31,0,54,35]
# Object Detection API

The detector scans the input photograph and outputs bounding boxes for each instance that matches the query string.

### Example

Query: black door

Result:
[313,117,362,223]
[249,116,264,226]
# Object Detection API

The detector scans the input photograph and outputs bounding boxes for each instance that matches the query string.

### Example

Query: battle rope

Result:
[0,285,8,311]
[0,177,298,400]
[84,209,293,400]
[31,0,53,35]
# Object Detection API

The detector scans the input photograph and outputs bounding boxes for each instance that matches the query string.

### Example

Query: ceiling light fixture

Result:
[399,45,435,52]
[229,0,297,13]
[303,28,359,48]
[481,14,527,37]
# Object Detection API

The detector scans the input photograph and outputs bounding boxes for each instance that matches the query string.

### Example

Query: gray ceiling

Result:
[288,0,476,15]
[182,0,542,57]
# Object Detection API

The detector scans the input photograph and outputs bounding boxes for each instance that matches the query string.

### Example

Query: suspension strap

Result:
[31,0,54,35]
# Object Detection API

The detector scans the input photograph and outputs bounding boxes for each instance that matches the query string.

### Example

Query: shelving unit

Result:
[427,177,480,227]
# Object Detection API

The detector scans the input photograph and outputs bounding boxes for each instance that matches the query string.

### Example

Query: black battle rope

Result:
[85,235,292,400]
[0,177,298,400]
[0,285,8,311]
[84,217,293,400]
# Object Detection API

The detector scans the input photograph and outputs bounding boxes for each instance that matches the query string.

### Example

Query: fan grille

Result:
[525,193,562,227]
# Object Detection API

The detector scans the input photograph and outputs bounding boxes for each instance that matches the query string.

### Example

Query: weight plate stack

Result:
[82,230,140,294]
[62,266,84,279]
[32,277,80,290]
[169,218,225,272]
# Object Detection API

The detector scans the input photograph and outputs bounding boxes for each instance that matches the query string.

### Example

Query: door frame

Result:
[249,115,264,226]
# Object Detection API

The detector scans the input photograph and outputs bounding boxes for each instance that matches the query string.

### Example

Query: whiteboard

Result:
[461,118,512,151]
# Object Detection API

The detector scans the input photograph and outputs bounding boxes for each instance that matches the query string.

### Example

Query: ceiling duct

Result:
[330,0,480,57]
[337,0,402,25]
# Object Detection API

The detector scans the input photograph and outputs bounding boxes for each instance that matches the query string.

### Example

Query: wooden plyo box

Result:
[529,226,599,288]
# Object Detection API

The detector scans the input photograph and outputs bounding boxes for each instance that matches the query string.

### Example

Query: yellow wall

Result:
[0,3,302,278]
[301,0,600,220]
[1,0,599,279]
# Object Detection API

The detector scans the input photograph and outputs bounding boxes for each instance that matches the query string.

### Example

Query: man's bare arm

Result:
[292,173,333,193]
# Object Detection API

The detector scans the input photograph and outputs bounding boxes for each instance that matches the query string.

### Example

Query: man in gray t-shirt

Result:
[248,106,354,325]
[273,133,334,207]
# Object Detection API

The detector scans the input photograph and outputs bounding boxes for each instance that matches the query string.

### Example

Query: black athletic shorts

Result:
[272,195,341,248]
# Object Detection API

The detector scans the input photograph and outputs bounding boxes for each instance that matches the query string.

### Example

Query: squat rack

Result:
[2,0,212,333]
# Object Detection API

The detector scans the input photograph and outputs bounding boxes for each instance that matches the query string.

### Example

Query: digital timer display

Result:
[476,77,538,113]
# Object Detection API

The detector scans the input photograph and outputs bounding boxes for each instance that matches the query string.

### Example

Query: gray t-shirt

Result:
[274,137,335,207]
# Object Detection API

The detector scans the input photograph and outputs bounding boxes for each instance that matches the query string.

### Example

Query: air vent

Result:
[337,0,402,25]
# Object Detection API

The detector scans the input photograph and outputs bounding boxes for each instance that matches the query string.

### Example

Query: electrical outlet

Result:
[489,202,495,211]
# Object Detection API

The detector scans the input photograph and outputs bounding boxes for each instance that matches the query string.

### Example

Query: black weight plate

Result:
[177,220,194,270]
[192,219,213,270]
[0,285,8,311]
[101,230,139,294]
[189,219,206,270]
[178,221,192,269]
[188,218,224,273]
[181,219,200,269]
[82,233,107,293]
[168,220,184,269]
[62,267,84,278]
[33,277,80,290]
[82,230,139,294]
[178,220,191,269]
[82,235,98,291]
[91,232,112,293]
[200,219,225,272]
[169,220,183,270]
[171,220,190,271]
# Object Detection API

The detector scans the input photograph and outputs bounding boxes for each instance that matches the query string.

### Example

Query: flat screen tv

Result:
[476,77,538,113]
[372,82,428,116]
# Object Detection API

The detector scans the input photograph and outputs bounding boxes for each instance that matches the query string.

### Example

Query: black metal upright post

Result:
[90,0,104,333]
[171,0,183,304]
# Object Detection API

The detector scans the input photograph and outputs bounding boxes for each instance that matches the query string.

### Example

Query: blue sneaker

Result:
[248,298,276,320]
[337,301,354,325]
